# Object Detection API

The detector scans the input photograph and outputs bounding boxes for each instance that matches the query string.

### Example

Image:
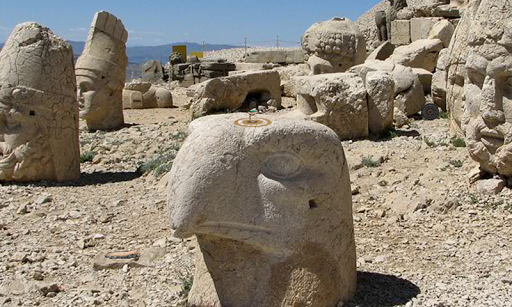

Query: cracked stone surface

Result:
[76,11,128,131]
[168,114,356,306]
[0,22,80,182]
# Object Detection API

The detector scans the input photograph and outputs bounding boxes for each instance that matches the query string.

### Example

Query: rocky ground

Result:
[1,95,511,306]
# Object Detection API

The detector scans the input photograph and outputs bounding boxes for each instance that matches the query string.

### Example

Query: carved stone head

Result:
[463,0,512,176]
[302,17,366,75]
[76,11,128,131]
[167,114,356,306]
[0,23,80,182]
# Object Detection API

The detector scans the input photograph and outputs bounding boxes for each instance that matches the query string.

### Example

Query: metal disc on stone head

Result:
[421,103,439,120]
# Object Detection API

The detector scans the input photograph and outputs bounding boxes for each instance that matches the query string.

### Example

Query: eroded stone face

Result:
[0,23,80,182]
[168,114,356,306]
[463,0,512,176]
[302,17,366,74]
[76,11,128,131]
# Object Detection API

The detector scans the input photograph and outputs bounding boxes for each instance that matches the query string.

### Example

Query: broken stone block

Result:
[365,71,395,135]
[93,248,166,270]
[410,17,443,42]
[428,19,455,48]
[294,73,368,140]
[387,39,444,72]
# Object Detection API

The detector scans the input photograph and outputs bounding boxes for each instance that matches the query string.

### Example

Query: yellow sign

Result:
[190,51,204,59]
[172,45,187,62]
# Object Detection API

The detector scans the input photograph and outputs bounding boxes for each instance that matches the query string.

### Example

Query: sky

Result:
[0,0,381,47]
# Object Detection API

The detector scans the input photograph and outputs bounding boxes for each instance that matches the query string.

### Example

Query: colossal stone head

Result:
[167,114,356,306]
[463,0,512,176]
[76,11,128,131]
[0,23,80,182]
[302,17,366,75]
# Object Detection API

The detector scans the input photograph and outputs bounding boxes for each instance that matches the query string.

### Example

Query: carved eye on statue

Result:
[78,81,93,94]
[262,152,303,180]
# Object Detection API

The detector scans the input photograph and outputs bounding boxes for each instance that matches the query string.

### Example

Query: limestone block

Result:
[302,17,366,74]
[387,39,444,72]
[190,70,281,117]
[428,19,455,48]
[367,41,395,61]
[365,71,395,135]
[76,11,128,131]
[0,23,80,182]
[168,114,357,306]
[410,17,443,42]
[391,20,411,45]
[294,73,368,140]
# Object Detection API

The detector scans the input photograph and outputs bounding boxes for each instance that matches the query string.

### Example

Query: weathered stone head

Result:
[462,0,512,176]
[302,17,366,75]
[168,114,356,306]
[0,23,80,182]
[76,11,128,131]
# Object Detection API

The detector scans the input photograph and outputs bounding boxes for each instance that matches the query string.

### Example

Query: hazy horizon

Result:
[0,0,381,47]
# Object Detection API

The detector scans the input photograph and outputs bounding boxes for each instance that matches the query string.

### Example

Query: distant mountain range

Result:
[0,41,240,64]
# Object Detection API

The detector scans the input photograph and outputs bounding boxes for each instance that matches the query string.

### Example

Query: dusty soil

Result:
[1,100,511,306]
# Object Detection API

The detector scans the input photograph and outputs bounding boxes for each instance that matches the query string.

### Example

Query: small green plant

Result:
[423,137,436,148]
[80,151,97,163]
[439,111,449,119]
[179,275,194,297]
[171,131,187,140]
[505,203,512,213]
[452,138,466,148]
[137,145,181,177]
[470,194,479,204]
[449,159,463,168]
[380,128,398,139]
[361,155,381,167]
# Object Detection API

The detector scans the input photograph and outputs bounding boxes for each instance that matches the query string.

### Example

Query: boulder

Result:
[387,38,444,72]
[428,19,455,48]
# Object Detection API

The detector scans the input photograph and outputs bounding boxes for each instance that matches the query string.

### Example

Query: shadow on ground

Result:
[345,271,420,307]
[0,171,143,188]
[71,171,142,186]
